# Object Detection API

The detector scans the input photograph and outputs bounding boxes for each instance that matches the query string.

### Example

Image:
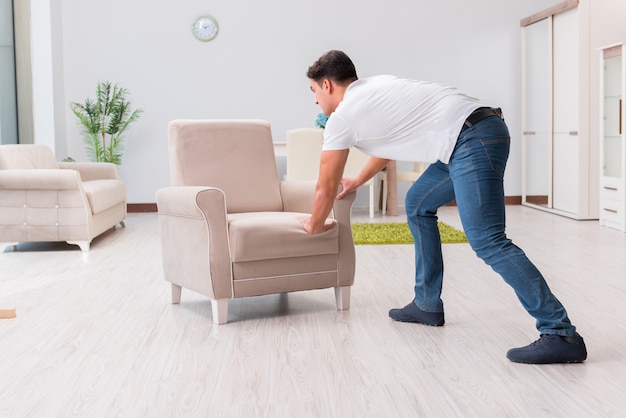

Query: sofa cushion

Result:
[81,179,126,214]
[227,212,338,262]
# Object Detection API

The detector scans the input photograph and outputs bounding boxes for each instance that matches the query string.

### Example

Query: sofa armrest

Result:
[156,186,232,300]
[0,169,82,189]
[58,162,119,181]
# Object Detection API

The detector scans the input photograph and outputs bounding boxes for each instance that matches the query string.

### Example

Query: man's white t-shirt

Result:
[322,75,485,164]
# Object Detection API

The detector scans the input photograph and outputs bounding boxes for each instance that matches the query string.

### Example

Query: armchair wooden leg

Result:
[171,284,182,304]
[211,299,229,325]
[335,286,351,310]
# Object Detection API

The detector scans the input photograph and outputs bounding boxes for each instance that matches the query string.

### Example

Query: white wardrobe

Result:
[521,0,597,220]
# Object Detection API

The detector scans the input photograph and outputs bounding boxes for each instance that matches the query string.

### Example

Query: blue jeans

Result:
[404,115,577,336]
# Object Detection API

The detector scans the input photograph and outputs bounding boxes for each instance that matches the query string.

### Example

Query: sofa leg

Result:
[67,241,90,252]
[119,221,126,228]
[211,299,229,324]
[171,284,182,304]
[335,286,351,310]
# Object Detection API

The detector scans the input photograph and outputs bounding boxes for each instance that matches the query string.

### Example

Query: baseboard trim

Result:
[127,196,523,213]
[128,203,158,213]
[505,196,522,205]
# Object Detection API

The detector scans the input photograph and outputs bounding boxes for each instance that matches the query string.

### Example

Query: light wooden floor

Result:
[1,205,625,417]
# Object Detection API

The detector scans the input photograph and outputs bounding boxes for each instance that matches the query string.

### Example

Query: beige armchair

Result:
[0,144,126,251]
[156,119,357,324]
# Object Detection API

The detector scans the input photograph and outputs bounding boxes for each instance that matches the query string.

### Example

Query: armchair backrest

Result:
[168,119,284,213]
[0,145,59,170]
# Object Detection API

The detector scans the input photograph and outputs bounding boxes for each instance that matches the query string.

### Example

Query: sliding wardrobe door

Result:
[552,7,579,214]
[522,16,552,208]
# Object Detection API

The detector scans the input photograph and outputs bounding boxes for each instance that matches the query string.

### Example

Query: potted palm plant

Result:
[70,81,143,164]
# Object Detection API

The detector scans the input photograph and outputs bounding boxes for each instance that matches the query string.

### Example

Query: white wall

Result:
[38,0,564,204]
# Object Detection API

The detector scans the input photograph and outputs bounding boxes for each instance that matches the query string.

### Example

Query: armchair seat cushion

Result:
[82,179,126,214]
[228,212,339,262]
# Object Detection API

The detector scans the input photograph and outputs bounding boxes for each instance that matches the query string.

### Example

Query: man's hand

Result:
[297,215,336,234]
[337,156,391,200]
[337,177,360,199]
[303,151,389,233]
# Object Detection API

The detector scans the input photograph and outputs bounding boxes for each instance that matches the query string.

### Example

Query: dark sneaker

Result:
[389,302,445,326]
[506,334,587,364]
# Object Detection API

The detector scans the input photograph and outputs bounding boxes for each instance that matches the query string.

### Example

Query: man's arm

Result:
[337,156,390,199]
[299,151,390,234]
[298,149,349,234]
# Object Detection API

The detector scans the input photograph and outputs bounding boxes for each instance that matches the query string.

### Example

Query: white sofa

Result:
[0,144,126,251]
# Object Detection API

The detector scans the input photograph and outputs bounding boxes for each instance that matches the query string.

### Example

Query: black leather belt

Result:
[462,107,503,131]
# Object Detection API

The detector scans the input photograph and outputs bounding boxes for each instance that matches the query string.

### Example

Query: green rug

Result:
[351,222,467,245]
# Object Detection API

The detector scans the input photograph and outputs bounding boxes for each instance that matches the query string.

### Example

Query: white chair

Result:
[286,128,380,218]
[343,147,378,218]
[378,162,428,214]
[285,128,323,182]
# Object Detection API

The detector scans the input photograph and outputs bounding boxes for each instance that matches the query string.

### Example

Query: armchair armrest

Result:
[156,186,220,218]
[332,187,356,224]
[156,186,232,300]
[280,179,356,286]
[58,162,119,181]
[333,187,356,288]
[0,169,82,190]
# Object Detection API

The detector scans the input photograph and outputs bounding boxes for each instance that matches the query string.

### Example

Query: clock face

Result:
[192,15,219,42]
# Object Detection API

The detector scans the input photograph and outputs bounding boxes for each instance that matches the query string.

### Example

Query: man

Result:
[298,50,587,364]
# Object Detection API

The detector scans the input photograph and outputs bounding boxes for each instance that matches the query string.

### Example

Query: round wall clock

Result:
[192,15,219,42]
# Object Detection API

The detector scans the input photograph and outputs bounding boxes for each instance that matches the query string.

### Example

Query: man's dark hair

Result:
[307,50,358,86]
